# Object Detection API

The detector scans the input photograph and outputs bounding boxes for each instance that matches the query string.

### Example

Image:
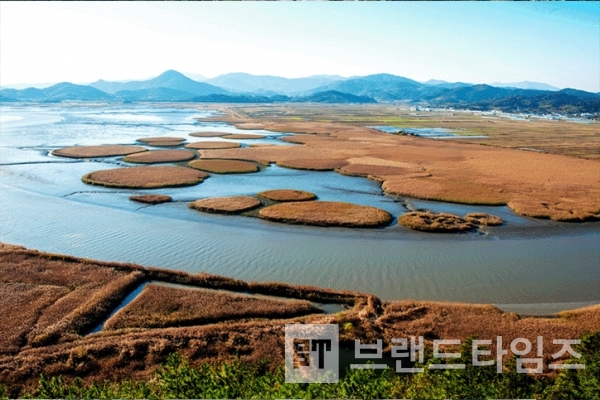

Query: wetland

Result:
[1,103,599,308]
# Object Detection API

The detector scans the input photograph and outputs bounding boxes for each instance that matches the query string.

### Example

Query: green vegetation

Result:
[26,332,600,399]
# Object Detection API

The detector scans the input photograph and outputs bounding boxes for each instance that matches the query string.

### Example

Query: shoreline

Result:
[1,243,599,397]
[1,241,598,314]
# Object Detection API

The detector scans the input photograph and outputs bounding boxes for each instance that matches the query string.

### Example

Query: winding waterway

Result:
[1,104,598,312]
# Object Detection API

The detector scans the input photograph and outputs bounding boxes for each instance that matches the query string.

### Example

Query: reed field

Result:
[188,196,262,214]
[398,211,475,233]
[184,141,241,150]
[129,194,172,204]
[0,244,598,397]
[146,141,186,147]
[103,284,318,329]
[123,150,195,163]
[82,166,208,189]
[136,137,186,144]
[189,132,230,137]
[52,145,147,158]
[195,105,600,221]
[276,158,349,171]
[188,159,259,174]
[258,201,393,227]
[222,134,266,139]
[257,189,317,202]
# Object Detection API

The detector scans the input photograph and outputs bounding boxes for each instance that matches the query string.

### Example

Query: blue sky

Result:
[1,2,598,91]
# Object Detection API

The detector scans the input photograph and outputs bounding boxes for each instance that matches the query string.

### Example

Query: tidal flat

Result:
[1,103,599,307]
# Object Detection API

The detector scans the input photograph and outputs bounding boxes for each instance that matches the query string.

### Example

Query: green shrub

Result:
[26,332,600,399]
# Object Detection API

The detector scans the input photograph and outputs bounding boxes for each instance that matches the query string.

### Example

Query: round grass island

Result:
[222,134,266,140]
[258,201,392,228]
[52,145,147,158]
[398,211,474,233]
[136,137,186,144]
[82,166,208,189]
[188,159,259,174]
[276,158,348,171]
[258,189,317,202]
[184,141,242,150]
[189,132,230,138]
[129,194,172,204]
[464,212,504,226]
[189,196,262,214]
[123,150,196,164]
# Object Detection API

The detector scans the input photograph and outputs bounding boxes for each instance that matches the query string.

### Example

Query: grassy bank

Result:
[2,244,599,398]
[14,332,600,399]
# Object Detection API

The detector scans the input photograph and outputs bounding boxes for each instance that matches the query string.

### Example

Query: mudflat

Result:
[197,105,600,222]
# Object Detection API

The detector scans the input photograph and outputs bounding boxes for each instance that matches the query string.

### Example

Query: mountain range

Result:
[1,70,598,114]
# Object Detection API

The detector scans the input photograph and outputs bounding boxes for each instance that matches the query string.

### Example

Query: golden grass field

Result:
[194,105,600,222]
[188,159,259,174]
[129,194,172,204]
[189,131,230,137]
[464,212,504,226]
[188,196,262,214]
[136,137,186,143]
[123,150,196,164]
[145,141,186,147]
[222,133,266,139]
[82,166,208,189]
[398,211,476,233]
[258,189,317,202]
[184,141,241,150]
[259,201,393,227]
[103,284,318,330]
[1,244,598,397]
[52,145,147,158]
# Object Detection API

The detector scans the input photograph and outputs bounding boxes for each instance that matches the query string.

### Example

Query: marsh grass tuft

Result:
[259,201,392,227]
[398,211,473,232]
[82,166,208,189]
[129,195,172,204]
[103,284,319,330]
[258,189,317,202]
[185,141,241,150]
[188,159,259,174]
[123,150,195,164]
[188,196,262,214]
[52,145,147,159]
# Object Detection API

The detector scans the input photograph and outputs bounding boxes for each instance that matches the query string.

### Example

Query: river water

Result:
[1,103,598,312]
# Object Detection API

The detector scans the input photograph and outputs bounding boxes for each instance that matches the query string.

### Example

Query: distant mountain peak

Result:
[490,81,561,91]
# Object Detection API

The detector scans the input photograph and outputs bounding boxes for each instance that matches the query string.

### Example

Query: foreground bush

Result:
[23,332,599,399]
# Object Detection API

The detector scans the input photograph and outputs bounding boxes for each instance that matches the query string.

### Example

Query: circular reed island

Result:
[464,212,504,226]
[189,132,230,138]
[222,134,266,140]
[82,166,208,189]
[146,141,185,147]
[123,150,196,164]
[258,189,317,202]
[276,159,348,171]
[259,201,392,227]
[188,159,259,174]
[129,194,172,204]
[136,137,186,143]
[185,141,242,150]
[398,211,474,233]
[189,196,262,214]
[52,145,147,158]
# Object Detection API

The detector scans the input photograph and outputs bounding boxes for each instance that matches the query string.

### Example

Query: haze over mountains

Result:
[1,70,598,114]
